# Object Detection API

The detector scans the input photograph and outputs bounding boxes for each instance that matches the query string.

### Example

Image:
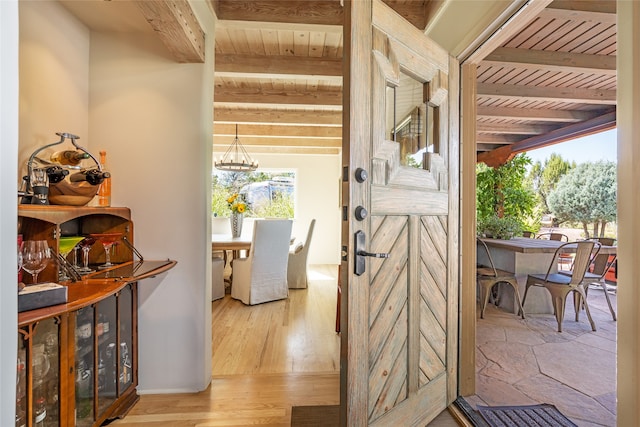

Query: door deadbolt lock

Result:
[355,168,368,183]
[354,230,390,276]
[355,206,368,221]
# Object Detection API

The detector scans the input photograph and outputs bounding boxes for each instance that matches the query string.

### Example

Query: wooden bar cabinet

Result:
[17,206,176,426]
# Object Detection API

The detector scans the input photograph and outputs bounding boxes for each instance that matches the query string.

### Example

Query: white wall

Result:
[222,153,342,265]
[88,2,215,392]
[1,2,19,425]
[18,1,90,180]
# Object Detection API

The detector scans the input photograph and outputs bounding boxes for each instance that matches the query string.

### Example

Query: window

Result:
[212,170,295,219]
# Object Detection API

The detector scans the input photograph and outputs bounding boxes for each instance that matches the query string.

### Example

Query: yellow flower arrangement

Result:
[227,193,247,214]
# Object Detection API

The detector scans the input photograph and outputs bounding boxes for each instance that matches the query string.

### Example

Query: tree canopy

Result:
[476,154,536,222]
[527,153,575,213]
[547,161,616,238]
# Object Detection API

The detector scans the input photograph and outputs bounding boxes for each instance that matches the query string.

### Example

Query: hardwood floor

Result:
[112,265,341,427]
[212,265,340,375]
[111,265,459,426]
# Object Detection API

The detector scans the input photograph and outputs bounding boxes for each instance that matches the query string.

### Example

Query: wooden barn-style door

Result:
[341,1,460,425]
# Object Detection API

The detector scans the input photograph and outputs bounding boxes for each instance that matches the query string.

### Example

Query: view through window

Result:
[212,170,295,219]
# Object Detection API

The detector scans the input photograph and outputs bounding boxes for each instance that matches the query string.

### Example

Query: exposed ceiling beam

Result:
[214,123,342,138]
[134,0,205,63]
[476,134,526,144]
[476,105,600,122]
[214,87,343,106]
[477,83,616,105]
[215,54,342,81]
[477,110,616,167]
[212,1,344,26]
[483,47,616,75]
[542,1,616,23]
[476,122,557,135]
[213,145,340,155]
[214,107,342,126]
[213,136,341,148]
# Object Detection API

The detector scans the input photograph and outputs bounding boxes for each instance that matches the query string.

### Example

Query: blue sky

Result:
[524,128,617,165]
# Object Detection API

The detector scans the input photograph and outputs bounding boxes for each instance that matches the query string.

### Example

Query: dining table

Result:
[478,237,617,314]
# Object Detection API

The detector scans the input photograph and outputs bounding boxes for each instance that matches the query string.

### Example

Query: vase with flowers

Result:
[227,193,247,237]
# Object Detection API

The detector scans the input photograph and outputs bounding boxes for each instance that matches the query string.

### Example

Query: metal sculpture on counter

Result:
[19,132,110,206]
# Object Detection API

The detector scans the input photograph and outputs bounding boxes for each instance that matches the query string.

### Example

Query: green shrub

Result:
[477,215,522,240]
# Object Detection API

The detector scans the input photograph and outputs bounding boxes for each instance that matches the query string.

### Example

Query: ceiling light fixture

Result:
[214,124,258,172]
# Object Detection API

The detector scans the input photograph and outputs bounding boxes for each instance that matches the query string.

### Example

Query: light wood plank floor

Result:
[112,265,459,426]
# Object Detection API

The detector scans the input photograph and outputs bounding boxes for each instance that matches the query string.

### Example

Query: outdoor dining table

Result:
[477,237,617,314]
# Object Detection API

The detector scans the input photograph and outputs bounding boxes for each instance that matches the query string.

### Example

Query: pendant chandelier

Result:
[214,124,258,172]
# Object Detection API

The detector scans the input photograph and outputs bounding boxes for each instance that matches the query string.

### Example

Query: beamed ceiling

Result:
[59,0,617,167]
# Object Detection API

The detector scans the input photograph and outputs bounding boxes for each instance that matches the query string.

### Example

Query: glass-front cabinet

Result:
[17,317,63,427]
[17,206,175,427]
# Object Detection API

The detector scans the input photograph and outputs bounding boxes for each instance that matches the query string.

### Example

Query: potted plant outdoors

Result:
[477,215,522,240]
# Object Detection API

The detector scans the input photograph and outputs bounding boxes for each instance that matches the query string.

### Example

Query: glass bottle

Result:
[98,150,111,207]
[50,150,89,166]
[34,396,46,427]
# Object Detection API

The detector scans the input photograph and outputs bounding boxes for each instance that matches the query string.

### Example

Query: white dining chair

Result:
[231,219,293,305]
[288,219,315,289]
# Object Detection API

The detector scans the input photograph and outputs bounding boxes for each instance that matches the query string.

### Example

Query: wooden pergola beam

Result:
[542,1,616,23]
[483,47,616,75]
[477,110,616,167]
[476,106,598,122]
[477,83,616,105]
[477,122,557,135]
[135,0,205,63]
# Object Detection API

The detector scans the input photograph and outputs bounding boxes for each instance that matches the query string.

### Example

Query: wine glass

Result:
[76,236,97,274]
[90,233,123,270]
[58,236,85,281]
[20,240,52,284]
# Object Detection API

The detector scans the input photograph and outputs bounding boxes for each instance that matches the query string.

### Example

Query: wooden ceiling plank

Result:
[477,82,616,104]
[382,0,427,30]
[135,0,205,63]
[215,53,342,79]
[214,107,342,125]
[483,47,615,75]
[504,16,563,50]
[463,0,554,64]
[213,1,344,26]
[476,105,598,122]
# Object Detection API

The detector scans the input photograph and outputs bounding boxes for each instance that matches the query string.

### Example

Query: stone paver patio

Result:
[464,286,617,427]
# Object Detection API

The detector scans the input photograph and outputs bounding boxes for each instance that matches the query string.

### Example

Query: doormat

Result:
[291,405,339,426]
[477,404,577,427]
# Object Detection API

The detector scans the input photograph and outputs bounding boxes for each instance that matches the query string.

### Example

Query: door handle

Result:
[354,230,389,276]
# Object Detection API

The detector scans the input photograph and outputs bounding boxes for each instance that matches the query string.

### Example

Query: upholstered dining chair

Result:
[476,238,525,319]
[523,240,601,332]
[288,219,316,289]
[212,253,225,301]
[231,219,293,305]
